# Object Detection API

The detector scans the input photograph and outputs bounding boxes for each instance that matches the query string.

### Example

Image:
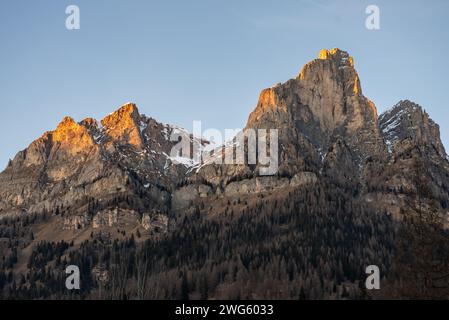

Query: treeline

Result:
[0,181,396,299]
[1,159,448,299]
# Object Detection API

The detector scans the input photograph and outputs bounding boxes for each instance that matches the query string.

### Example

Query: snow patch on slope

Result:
[379,101,418,154]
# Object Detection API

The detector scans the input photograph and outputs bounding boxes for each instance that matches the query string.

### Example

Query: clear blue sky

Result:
[1,0,448,169]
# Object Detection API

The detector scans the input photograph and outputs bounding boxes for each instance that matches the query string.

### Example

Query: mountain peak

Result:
[247,48,383,165]
[101,102,143,148]
[54,116,86,140]
[52,115,96,155]
[298,48,358,95]
[379,100,425,126]
[379,100,447,159]
[391,99,422,114]
[56,116,76,129]
[102,103,139,122]
[318,48,354,66]
[80,117,99,131]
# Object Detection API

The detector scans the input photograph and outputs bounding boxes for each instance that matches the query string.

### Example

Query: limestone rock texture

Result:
[376,100,449,209]
[1,48,449,236]
[192,49,389,191]
[0,103,204,237]
[178,49,449,226]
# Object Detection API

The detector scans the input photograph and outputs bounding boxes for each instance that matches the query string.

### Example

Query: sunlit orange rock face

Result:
[250,87,285,119]
[53,116,96,154]
[20,116,97,169]
[101,103,143,149]
[0,48,448,238]
[45,116,98,181]
[0,100,203,216]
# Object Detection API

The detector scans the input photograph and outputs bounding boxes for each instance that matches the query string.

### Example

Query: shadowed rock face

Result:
[0,49,448,231]
[175,49,449,218]
[247,48,385,163]
[379,100,447,159]
[194,49,389,189]
[377,100,449,205]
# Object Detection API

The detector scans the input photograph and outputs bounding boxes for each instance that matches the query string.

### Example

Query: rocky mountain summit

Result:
[1,48,448,236]
[0,103,204,232]
[1,48,449,300]
[248,48,383,162]
[178,49,448,219]
[376,100,449,213]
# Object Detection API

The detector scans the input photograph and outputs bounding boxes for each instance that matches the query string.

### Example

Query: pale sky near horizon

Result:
[1,0,449,169]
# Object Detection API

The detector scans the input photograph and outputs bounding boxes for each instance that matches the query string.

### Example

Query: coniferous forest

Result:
[1,176,448,300]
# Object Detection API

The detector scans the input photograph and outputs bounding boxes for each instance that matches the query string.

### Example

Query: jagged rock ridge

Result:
[0,103,204,231]
[0,49,448,231]
[175,49,449,220]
